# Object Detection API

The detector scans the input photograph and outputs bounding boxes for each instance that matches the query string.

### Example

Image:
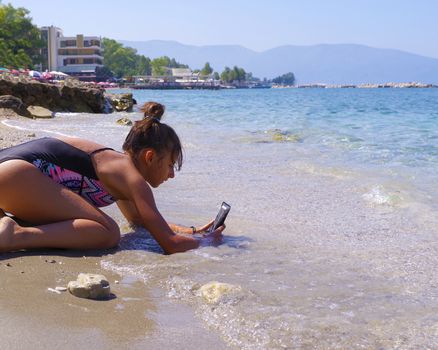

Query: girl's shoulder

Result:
[56,136,110,155]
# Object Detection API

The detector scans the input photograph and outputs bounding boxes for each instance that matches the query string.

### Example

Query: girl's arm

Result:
[123,180,223,254]
[116,199,142,226]
[117,199,210,234]
[101,159,223,254]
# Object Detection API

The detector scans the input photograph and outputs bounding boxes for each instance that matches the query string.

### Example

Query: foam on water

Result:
[3,88,438,348]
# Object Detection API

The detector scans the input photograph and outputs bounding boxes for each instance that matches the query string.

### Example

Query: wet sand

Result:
[0,110,229,350]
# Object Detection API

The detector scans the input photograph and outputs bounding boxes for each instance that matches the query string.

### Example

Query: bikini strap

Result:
[89,147,115,156]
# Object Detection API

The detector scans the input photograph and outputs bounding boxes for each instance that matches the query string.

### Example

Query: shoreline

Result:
[0,109,37,147]
[0,110,229,350]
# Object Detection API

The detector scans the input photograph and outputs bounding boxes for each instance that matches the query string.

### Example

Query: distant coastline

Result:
[274,82,437,89]
[126,81,437,90]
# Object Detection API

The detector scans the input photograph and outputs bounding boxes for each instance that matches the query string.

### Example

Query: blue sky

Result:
[5,0,438,58]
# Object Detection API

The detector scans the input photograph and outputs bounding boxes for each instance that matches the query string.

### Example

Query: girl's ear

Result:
[143,149,155,163]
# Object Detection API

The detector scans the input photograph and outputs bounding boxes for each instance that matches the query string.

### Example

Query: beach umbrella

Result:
[42,72,53,79]
[28,70,42,78]
[49,71,69,77]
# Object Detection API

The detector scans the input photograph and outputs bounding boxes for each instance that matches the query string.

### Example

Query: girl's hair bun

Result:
[140,101,165,120]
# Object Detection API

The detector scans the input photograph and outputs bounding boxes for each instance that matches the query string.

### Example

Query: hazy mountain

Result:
[119,40,438,84]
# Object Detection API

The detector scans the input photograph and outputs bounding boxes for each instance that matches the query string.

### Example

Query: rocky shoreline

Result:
[0,77,106,113]
[0,77,135,118]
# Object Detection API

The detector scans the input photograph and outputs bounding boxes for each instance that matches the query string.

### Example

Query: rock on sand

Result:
[67,273,111,299]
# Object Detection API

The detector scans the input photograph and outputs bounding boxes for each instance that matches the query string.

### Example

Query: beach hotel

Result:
[40,25,103,81]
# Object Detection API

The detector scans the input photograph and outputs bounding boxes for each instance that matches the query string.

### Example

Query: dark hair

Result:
[122,115,183,170]
[140,102,165,119]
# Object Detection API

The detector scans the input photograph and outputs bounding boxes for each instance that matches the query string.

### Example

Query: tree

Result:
[95,65,114,82]
[213,72,220,80]
[220,66,232,82]
[200,62,213,77]
[234,66,246,82]
[272,72,296,86]
[0,4,44,68]
[102,38,138,78]
[150,56,187,76]
[136,55,151,75]
[221,66,248,83]
[151,56,170,76]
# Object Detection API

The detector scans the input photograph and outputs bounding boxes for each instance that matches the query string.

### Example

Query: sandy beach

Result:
[0,110,229,350]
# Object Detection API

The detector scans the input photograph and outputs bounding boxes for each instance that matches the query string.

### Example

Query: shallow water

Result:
[4,88,438,349]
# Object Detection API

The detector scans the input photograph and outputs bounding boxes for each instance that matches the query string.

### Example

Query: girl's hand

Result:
[195,220,214,233]
[199,223,225,247]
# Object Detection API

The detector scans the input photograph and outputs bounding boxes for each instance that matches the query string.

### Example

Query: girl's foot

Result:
[0,216,19,252]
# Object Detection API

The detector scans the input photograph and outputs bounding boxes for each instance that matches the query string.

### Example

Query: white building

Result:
[41,26,103,81]
[40,26,63,72]
[171,68,200,82]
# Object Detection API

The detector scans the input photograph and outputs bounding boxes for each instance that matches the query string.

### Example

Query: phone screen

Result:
[210,202,231,232]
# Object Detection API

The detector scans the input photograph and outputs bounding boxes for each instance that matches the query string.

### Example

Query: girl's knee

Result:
[103,219,121,248]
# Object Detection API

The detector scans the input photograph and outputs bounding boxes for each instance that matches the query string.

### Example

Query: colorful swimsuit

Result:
[0,137,116,207]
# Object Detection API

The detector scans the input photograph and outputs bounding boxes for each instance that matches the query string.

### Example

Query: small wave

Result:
[119,227,164,253]
[2,119,76,137]
[100,258,153,284]
[165,276,272,349]
[293,162,354,180]
[235,129,303,144]
[362,185,403,206]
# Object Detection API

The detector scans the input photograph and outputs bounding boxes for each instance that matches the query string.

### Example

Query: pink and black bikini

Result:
[0,137,116,207]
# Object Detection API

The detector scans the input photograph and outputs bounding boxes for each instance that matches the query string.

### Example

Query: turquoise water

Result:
[138,88,438,210]
[4,88,438,349]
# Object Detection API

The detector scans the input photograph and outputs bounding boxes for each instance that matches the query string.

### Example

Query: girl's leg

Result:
[0,160,120,252]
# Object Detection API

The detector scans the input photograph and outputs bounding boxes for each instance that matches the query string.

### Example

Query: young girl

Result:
[0,113,224,254]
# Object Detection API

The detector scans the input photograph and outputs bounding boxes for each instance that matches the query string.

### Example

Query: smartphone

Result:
[210,202,231,232]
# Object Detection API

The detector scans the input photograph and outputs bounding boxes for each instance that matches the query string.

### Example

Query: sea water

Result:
[4,88,438,349]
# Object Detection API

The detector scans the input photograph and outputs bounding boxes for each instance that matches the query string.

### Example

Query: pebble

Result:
[67,273,111,300]
[198,281,241,304]
[47,288,61,294]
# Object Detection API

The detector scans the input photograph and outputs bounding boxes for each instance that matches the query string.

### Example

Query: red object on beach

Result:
[42,72,53,80]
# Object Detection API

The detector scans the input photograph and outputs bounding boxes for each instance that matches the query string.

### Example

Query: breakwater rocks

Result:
[0,78,137,115]
[105,92,135,112]
[0,78,106,113]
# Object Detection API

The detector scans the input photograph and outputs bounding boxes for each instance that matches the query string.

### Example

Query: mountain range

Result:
[119,40,438,85]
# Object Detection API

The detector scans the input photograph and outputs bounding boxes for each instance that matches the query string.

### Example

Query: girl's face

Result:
[147,150,175,188]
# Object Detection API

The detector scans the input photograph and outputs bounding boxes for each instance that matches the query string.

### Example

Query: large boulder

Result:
[27,105,54,119]
[105,92,134,112]
[0,95,30,117]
